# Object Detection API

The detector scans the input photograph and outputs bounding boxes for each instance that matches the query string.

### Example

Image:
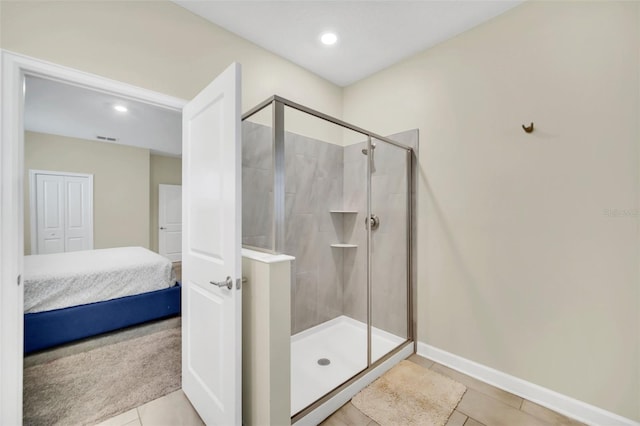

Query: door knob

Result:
[160,227,166,230]
[210,276,233,290]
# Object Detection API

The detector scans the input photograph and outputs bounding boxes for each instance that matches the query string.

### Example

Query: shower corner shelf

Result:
[330,243,358,248]
[329,210,358,214]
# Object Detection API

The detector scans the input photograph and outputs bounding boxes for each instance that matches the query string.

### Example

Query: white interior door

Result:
[182,63,242,426]
[159,184,182,262]
[32,171,93,254]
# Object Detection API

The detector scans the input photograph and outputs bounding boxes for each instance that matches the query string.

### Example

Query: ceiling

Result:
[25,76,182,157]
[174,0,524,87]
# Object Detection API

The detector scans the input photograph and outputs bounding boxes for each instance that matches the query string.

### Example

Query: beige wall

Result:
[24,132,150,253]
[0,1,343,133]
[343,1,639,421]
[150,155,182,254]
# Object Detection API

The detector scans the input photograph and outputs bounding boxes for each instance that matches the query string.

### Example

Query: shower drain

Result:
[317,358,331,366]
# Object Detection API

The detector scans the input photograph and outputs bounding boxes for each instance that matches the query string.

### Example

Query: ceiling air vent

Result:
[96,135,118,142]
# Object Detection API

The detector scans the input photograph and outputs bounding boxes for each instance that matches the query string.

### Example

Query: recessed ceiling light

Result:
[114,105,128,113]
[320,32,338,46]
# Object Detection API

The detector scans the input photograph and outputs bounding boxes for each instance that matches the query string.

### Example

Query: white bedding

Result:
[24,247,176,314]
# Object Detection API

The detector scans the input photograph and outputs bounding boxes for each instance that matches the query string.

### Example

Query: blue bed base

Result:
[24,283,181,354]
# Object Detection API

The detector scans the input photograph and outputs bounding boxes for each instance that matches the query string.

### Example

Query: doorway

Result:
[22,69,184,423]
[2,52,244,426]
[0,51,187,425]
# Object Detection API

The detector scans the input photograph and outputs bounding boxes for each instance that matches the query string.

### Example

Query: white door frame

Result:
[29,169,95,255]
[0,50,187,424]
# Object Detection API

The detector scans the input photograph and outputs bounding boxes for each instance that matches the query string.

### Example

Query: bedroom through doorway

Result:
[21,74,186,424]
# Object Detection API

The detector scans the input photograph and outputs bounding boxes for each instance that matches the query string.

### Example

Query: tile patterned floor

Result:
[96,389,204,426]
[97,353,586,426]
[321,354,586,426]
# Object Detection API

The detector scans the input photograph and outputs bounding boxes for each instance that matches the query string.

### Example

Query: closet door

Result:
[33,171,93,254]
[63,176,93,252]
[35,174,65,254]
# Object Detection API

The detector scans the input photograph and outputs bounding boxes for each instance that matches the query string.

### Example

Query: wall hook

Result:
[522,122,534,133]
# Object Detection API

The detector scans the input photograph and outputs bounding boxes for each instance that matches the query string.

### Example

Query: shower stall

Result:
[242,96,416,423]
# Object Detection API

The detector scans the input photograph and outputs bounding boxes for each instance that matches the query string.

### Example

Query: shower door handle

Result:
[365,214,380,231]
[210,276,233,290]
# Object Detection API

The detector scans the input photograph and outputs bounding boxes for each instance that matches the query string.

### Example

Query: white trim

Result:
[294,342,414,426]
[5,50,187,111]
[240,247,295,264]
[28,169,94,254]
[29,169,94,178]
[0,45,25,426]
[417,342,640,426]
[0,49,188,425]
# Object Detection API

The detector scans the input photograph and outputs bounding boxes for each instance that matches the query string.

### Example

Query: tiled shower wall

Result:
[242,121,417,337]
[284,133,344,334]
[242,122,345,334]
[242,122,273,250]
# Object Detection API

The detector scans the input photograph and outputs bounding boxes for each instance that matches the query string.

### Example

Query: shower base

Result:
[291,315,405,416]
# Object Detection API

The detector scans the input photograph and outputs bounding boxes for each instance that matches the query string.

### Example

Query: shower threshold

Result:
[291,315,405,416]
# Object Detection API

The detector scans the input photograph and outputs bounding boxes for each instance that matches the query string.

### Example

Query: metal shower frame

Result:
[242,95,416,422]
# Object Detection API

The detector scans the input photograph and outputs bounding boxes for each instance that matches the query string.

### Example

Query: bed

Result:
[24,247,181,354]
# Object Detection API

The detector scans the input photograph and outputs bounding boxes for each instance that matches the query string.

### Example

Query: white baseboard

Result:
[417,342,639,426]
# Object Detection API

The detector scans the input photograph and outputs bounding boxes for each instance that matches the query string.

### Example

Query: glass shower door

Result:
[283,105,370,416]
[368,137,410,363]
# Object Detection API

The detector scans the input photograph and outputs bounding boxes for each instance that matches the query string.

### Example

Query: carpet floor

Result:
[24,326,181,426]
[352,360,467,426]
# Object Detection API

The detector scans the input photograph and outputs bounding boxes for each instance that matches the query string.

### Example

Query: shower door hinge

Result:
[17,274,21,286]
